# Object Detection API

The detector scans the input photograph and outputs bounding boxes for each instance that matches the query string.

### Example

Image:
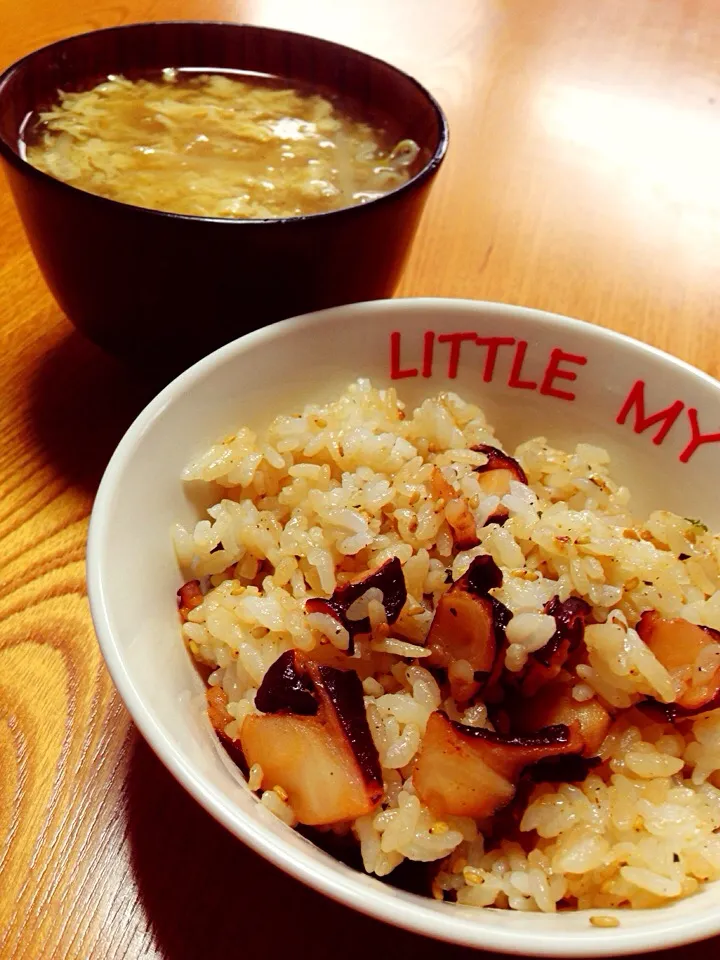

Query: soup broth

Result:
[24,70,420,219]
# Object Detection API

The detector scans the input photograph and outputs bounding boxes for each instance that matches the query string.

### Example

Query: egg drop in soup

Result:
[24,70,421,219]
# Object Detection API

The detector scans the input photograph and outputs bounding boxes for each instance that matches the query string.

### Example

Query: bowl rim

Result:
[87,297,720,957]
[0,19,449,226]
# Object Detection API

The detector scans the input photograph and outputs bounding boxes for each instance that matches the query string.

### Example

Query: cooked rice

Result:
[174,379,720,912]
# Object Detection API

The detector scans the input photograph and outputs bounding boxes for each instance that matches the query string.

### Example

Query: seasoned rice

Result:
[174,379,720,912]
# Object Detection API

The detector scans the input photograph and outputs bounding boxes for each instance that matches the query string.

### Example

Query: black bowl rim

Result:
[0,20,449,226]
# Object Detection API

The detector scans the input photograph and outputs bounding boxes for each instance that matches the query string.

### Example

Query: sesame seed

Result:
[463,866,484,886]
[429,821,449,835]
[273,785,289,802]
[589,916,620,928]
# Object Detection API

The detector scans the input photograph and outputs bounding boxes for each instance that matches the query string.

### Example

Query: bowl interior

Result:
[87,299,720,956]
[0,21,445,175]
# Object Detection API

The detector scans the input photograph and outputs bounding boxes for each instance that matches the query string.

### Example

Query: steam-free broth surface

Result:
[25,70,420,219]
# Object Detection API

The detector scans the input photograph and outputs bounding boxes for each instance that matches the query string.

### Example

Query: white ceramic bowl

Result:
[87,298,720,957]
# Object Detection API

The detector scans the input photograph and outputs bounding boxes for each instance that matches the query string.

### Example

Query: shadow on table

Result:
[126,736,720,960]
[26,330,159,495]
[126,736,478,960]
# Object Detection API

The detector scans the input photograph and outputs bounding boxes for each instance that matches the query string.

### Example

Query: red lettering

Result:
[422,330,435,378]
[475,337,515,383]
[438,332,478,379]
[507,340,537,390]
[679,408,720,463]
[539,348,588,401]
[616,380,684,444]
[389,331,418,380]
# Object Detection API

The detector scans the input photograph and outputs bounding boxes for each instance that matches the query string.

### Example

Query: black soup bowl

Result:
[0,21,448,370]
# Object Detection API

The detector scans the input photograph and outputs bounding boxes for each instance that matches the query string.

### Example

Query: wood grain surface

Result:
[1,1,720,957]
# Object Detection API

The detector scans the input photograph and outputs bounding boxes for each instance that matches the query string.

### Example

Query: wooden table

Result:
[1,0,719,956]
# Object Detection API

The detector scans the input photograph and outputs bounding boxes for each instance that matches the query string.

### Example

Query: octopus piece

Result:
[517,596,592,697]
[305,556,407,652]
[513,680,611,757]
[637,610,720,713]
[471,444,528,525]
[426,555,510,701]
[638,689,720,722]
[414,711,585,819]
[240,650,383,825]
